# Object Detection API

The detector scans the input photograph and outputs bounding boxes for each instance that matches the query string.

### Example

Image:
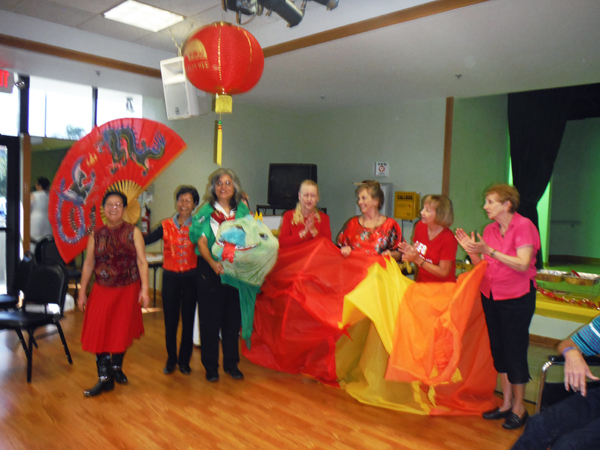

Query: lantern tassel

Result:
[216,119,223,166]
[215,94,233,114]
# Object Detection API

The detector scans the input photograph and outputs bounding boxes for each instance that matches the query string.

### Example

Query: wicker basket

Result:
[563,272,600,287]
[536,270,566,283]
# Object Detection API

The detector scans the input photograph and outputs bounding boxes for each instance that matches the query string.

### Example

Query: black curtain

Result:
[508,87,577,268]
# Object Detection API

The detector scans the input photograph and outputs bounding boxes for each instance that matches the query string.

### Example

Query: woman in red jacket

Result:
[279,180,331,248]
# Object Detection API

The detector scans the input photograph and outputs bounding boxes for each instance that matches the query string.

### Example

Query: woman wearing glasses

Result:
[78,191,150,397]
[144,186,200,375]
[190,169,249,382]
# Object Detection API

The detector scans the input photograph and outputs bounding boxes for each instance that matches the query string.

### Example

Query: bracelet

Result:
[562,346,579,357]
[489,249,496,258]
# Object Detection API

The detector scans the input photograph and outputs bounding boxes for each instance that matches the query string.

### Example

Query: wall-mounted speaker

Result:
[160,56,209,120]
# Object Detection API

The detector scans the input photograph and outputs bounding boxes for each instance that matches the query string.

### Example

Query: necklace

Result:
[361,214,382,228]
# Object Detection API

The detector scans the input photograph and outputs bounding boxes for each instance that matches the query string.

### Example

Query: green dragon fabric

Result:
[211,214,279,347]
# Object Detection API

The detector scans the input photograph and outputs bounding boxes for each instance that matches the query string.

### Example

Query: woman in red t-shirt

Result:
[400,194,457,282]
[279,180,331,248]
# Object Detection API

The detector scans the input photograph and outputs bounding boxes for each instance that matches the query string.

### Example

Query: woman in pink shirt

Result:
[456,184,540,430]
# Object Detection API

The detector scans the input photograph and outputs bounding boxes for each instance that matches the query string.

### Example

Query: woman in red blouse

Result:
[337,180,402,261]
[279,180,331,248]
[399,194,457,282]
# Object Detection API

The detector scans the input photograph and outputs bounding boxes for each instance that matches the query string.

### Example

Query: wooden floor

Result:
[0,305,531,450]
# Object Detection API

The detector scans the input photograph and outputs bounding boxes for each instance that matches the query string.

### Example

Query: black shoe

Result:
[163,363,176,375]
[224,367,244,380]
[112,368,128,384]
[84,377,114,397]
[206,369,219,382]
[502,411,528,430]
[84,354,114,397]
[179,365,192,375]
[111,353,128,384]
[482,407,512,420]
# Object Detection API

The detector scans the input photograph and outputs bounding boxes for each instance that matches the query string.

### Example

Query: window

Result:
[29,77,93,139]
[0,86,20,137]
[97,88,143,126]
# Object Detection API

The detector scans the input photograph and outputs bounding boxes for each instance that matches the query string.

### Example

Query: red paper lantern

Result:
[183,22,264,96]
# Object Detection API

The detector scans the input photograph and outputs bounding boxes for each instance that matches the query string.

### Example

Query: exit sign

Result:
[0,69,14,94]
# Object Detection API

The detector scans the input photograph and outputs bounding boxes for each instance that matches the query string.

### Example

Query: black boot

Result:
[84,353,114,397]
[112,352,128,384]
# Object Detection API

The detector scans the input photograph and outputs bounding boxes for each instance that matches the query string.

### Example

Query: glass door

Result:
[0,135,21,294]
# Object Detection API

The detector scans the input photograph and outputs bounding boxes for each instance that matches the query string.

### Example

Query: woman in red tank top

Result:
[78,191,149,397]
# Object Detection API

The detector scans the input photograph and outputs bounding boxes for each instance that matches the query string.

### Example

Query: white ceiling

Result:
[1,0,600,112]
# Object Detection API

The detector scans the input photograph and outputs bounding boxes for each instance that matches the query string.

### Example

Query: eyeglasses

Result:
[177,198,193,204]
[104,203,123,209]
[216,180,232,187]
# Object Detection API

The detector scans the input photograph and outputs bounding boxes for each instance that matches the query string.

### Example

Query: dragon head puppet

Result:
[211,213,279,347]
[212,213,279,286]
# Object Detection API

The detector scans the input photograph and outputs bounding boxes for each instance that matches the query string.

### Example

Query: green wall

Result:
[549,117,600,258]
[31,148,68,186]
[449,95,509,259]
[300,99,446,237]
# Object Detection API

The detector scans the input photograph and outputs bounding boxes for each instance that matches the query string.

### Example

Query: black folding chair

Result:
[536,354,600,413]
[35,236,82,297]
[0,261,73,382]
[0,252,35,311]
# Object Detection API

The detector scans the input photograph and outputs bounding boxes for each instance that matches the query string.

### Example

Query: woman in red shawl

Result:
[279,180,331,248]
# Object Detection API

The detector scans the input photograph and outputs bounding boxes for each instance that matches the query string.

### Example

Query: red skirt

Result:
[81,282,144,353]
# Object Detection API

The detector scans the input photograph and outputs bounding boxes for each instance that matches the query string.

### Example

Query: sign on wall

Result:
[0,69,14,94]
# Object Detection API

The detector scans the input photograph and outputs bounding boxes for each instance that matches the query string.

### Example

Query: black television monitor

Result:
[267,163,317,207]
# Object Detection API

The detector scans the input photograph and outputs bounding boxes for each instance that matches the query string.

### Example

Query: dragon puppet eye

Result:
[259,233,268,240]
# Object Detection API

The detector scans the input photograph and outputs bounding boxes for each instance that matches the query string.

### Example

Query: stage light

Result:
[222,0,259,16]
[257,0,303,27]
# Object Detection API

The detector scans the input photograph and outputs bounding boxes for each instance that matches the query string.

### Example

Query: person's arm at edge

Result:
[77,233,96,311]
[133,227,150,308]
[558,334,600,396]
[144,223,164,246]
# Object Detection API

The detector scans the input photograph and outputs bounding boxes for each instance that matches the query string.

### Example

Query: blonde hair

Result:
[292,180,321,225]
[422,194,454,227]
[485,184,520,213]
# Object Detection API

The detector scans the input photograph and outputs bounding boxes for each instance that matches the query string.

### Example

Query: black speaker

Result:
[267,163,317,208]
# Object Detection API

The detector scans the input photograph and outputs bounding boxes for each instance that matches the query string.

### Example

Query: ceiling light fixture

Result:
[104,0,184,32]
[311,0,338,9]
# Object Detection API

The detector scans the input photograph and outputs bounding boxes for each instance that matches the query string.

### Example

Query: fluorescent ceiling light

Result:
[103,0,184,32]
